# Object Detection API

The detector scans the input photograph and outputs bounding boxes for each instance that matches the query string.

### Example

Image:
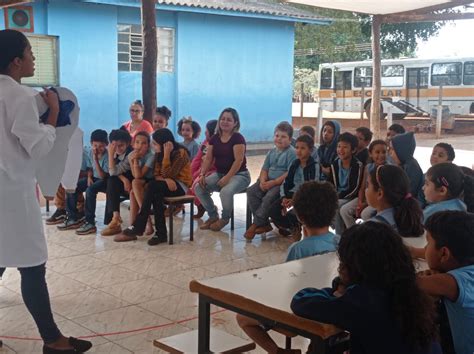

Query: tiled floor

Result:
[0,194,308,353]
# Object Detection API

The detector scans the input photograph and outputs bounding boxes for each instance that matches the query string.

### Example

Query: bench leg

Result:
[198,295,211,354]
[190,201,194,241]
[46,199,50,212]
[168,205,174,245]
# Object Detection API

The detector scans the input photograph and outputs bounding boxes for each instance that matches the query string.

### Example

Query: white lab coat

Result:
[0,74,56,268]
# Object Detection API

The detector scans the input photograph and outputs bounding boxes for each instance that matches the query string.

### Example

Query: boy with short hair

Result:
[330,132,363,234]
[245,122,296,240]
[355,126,373,165]
[237,180,339,353]
[58,129,109,235]
[418,210,474,354]
[386,123,405,143]
[102,129,133,230]
[297,125,318,160]
[268,134,320,239]
[287,181,339,261]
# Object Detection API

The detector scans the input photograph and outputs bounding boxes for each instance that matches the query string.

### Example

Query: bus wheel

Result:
[470,103,474,114]
[364,100,385,119]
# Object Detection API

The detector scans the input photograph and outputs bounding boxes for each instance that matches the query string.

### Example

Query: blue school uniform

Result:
[445,264,474,354]
[85,149,109,179]
[370,208,398,232]
[286,232,338,262]
[423,198,467,223]
[262,146,296,180]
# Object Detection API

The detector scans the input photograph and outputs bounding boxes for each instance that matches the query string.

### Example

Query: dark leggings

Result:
[104,175,131,224]
[132,180,185,237]
[0,264,61,344]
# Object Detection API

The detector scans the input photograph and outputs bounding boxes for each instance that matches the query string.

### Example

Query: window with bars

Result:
[117,24,175,73]
[22,34,59,87]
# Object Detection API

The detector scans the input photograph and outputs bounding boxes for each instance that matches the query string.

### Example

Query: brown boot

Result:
[200,217,219,230]
[210,218,229,232]
[255,224,273,234]
[244,223,258,240]
[101,215,122,236]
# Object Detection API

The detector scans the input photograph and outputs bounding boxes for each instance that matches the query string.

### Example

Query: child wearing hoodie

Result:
[317,120,341,180]
[389,132,424,200]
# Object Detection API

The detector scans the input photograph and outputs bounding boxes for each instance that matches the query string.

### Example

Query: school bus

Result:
[316,57,474,119]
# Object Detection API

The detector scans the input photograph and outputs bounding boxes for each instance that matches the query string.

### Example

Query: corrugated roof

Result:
[156,0,330,21]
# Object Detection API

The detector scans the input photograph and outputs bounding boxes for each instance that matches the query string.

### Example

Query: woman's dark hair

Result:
[388,123,405,135]
[425,210,474,267]
[426,162,474,212]
[109,129,131,144]
[217,107,240,135]
[338,222,437,351]
[295,134,314,151]
[206,119,218,140]
[368,139,387,153]
[433,142,455,162]
[0,29,29,74]
[293,181,338,228]
[134,131,150,145]
[369,165,424,237]
[152,128,187,162]
[131,99,144,110]
[177,117,201,139]
[155,105,171,120]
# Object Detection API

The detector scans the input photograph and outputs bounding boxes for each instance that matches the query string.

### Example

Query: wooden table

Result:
[189,252,346,354]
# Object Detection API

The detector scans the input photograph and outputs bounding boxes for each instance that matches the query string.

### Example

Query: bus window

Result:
[463,62,474,85]
[381,65,404,86]
[320,68,332,89]
[431,62,462,86]
[407,68,429,88]
[354,67,372,87]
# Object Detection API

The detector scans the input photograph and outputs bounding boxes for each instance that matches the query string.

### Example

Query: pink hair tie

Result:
[404,193,412,200]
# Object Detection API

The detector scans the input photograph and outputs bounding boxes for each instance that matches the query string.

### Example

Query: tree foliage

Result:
[292,6,451,70]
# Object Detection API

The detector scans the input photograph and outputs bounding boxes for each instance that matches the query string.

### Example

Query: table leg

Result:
[198,295,211,353]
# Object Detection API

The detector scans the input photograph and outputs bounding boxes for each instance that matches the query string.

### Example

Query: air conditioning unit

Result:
[4,5,34,33]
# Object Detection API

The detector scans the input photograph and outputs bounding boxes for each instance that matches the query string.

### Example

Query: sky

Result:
[416,20,474,58]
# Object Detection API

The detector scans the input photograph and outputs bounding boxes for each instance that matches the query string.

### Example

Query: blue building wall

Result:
[2,1,296,142]
[175,12,294,141]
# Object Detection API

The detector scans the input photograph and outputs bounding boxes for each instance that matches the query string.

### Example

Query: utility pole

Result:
[141,0,157,123]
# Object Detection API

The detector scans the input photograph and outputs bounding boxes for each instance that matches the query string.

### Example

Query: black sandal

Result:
[43,337,92,353]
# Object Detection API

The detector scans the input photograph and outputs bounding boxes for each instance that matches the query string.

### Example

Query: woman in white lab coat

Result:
[0,30,92,354]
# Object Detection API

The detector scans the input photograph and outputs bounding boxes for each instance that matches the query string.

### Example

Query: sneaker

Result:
[77,212,86,222]
[76,222,97,235]
[200,217,219,230]
[277,227,291,237]
[210,218,229,232]
[45,209,67,225]
[147,234,167,246]
[57,217,83,230]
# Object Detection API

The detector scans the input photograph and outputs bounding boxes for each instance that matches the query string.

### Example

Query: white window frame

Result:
[117,24,175,73]
[23,34,59,87]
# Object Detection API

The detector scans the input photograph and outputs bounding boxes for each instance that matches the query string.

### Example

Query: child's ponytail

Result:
[427,163,474,212]
[370,165,423,237]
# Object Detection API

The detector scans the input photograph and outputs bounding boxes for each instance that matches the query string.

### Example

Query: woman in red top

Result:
[121,100,154,138]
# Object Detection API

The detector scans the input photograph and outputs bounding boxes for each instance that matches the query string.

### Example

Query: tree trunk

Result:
[370,15,382,139]
[141,0,157,123]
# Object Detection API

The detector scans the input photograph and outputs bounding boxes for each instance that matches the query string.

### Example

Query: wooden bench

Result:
[153,329,255,353]
[164,195,195,245]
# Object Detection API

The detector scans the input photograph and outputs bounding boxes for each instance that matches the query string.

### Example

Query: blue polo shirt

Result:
[262,146,296,180]
[423,198,467,223]
[286,232,338,262]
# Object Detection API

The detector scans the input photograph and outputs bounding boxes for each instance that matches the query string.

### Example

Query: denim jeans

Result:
[66,177,107,224]
[194,171,251,221]
[0,265,61,344]
[247,180,281,227]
